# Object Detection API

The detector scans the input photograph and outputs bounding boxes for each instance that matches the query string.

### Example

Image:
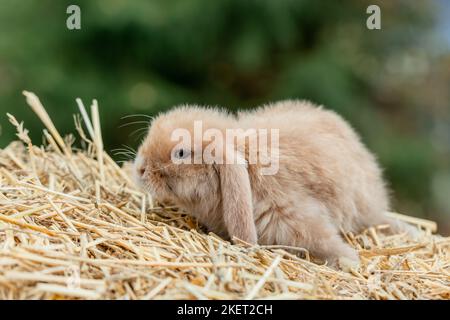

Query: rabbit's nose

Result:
[134,154,146,177]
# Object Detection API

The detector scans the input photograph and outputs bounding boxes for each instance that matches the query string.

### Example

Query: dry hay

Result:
[0,91,448,300]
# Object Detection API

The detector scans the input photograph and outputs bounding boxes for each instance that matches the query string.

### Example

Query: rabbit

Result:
[133,100,417,270]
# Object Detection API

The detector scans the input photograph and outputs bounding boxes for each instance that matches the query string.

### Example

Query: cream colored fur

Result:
[134,100,415,269]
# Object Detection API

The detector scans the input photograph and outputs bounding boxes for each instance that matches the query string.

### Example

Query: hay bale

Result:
[0,91,448,300]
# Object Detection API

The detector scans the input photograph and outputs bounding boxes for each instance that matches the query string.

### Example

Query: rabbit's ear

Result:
[217,150,257,244]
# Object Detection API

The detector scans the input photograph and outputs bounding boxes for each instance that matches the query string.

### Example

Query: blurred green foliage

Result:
[0,0,449,232]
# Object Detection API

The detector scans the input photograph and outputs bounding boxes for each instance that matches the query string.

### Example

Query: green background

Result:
[0,0,449,233]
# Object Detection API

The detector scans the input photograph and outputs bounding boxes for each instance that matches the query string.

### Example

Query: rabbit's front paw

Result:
[338,256,360,272]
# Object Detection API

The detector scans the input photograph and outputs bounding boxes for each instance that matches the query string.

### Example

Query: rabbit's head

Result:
[134,105,257,243]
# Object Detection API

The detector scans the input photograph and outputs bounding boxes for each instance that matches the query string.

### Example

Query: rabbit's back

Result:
[238,100,390,233]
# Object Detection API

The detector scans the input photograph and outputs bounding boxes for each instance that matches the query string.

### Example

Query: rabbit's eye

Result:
[173,148,190,160]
